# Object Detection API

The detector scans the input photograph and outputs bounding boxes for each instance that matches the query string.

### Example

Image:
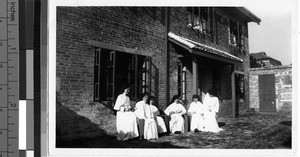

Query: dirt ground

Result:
[58,112,291,149]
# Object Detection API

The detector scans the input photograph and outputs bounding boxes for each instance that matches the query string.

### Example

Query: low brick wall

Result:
[249,65,292,113]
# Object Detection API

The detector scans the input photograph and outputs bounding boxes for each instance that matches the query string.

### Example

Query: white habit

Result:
[203,93,223,133]
[143,104,158,140]
[150,104,167,133]
[134,100,146,119]
[114,93,139,141]
[188,101,205,131]
[164,102,186,133]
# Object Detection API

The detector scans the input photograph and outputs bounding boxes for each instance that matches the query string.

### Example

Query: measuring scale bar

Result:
[0,0,19,157]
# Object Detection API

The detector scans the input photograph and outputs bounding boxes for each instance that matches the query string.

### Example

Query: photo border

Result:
[47,0,299,156]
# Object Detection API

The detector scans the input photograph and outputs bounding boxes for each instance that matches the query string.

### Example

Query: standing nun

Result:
[113,85,139,141]
[203,88,223,133]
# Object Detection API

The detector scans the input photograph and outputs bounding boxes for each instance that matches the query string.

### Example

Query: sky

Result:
[246,0,296,65]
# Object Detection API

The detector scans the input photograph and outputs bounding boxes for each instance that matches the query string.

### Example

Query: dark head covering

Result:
[192,94,200,100]
[207,88,217,97]
[139,92,150,101]
[147,95,155,104]
[119,84,131,94]
[170,95,182,104]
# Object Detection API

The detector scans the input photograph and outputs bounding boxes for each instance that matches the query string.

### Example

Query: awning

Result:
[168,32,243,65]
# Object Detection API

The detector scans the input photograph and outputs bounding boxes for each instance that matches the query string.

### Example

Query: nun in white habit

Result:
[143,96,159,140]
[147,96,167,134]
[164,95,186,134]
[188,94,205,132]
[113,85,139,141]
[203,88,223,133]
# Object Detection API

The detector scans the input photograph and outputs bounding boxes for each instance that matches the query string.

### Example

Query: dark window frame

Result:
[187,7,214,35]
[94,48,157,102]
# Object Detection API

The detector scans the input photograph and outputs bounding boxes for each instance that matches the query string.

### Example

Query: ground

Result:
[57,111,291,149]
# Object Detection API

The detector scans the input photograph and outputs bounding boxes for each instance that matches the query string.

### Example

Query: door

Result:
[259,74,276,112]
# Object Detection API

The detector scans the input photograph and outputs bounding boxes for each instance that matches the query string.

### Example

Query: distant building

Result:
[250,52,282,68]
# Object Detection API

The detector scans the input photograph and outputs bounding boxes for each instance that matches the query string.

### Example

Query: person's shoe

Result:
[174,131,182,134]
[194,129,199,133]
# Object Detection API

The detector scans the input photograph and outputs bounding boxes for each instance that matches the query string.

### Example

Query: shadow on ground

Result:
[56,93,183,148]
[56,94,291,149]
[57,135,184,148]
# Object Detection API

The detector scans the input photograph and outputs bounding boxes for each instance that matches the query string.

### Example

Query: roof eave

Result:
[237,7,261,25]
[191,49,242,65]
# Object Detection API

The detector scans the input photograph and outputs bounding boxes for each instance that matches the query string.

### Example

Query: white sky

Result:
[246,0,296,65]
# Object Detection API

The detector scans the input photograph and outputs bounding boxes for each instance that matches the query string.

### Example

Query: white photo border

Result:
[48,0,299,156]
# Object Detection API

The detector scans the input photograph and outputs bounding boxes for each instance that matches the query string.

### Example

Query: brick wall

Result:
[169,7,250,114]
[57,7,167,108]
[56,7,254,131]
[249,65,292,113]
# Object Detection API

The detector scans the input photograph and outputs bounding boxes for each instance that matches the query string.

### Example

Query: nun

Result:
[202,88,223,133]
[113,85,139,141]
[164,95,186,134]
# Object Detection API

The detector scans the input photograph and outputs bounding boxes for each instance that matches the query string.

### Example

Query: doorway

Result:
[259,74,276,112]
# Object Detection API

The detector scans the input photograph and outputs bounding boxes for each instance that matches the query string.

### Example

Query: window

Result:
[238,24,245,50]
[177,63,186,100]
[229,20,247,50]
[94,48,157,102]
[235,74,245,100]
[187,7,212,33]
[229,20,237,45]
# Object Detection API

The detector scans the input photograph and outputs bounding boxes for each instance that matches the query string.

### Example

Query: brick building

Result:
[249,65,292,113]
[250,52,282,68]
[56,7,260,119]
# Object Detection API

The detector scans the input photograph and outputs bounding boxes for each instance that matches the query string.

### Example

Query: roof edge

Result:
[237,7,261,25]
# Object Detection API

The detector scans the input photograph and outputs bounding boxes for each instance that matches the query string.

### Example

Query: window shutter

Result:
[106,51,115,101]
[94,48,101,102]
[142,57,158,104]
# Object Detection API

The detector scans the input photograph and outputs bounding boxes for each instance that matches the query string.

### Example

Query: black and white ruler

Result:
[0,0,19,157]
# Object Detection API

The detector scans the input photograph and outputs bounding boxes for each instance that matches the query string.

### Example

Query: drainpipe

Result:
[165,7,170,108]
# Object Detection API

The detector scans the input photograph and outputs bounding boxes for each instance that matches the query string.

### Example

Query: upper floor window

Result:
[229,20,247,51]
[187,7,211,34]
[229,20,238,46]
[238,24,246,51]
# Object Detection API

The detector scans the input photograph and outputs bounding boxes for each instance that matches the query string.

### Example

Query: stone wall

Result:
[249,65,292,113]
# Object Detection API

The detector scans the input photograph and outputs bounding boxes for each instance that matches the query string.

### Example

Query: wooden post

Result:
[134,55,138,99]
[231,65,236,118]
[192,57,198,95]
